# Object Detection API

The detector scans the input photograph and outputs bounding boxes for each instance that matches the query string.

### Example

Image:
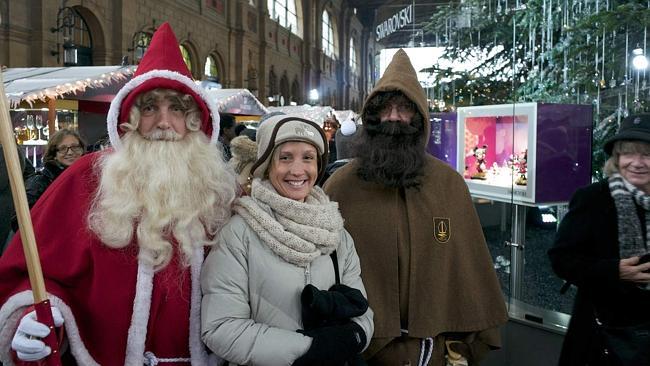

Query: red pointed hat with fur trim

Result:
[106,22,220,149]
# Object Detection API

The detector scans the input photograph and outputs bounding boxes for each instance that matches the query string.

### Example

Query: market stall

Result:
[3,65,136,166]
[266,105,335,127]
[204,88,267,124]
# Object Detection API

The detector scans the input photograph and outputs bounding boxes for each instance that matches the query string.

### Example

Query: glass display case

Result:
[457,103,593,205]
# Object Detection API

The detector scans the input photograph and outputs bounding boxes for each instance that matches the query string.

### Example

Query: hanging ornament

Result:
[624,27,630,114]
[601,29,606,89]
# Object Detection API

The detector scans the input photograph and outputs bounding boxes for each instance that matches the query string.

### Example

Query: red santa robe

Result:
[0,152,215,365]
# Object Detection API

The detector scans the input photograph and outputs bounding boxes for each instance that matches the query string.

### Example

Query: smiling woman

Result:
[269,141,318,202]
[201,113,374,365]
[23,129,85,208]
[549,113,650,365]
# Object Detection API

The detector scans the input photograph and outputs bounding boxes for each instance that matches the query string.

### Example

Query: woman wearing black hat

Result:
[548,114,650,366]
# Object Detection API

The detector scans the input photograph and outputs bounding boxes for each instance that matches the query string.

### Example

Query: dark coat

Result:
[548,180,650,365]
[25,160,66,208]
[0,146,34,252]
[325,157,507,365]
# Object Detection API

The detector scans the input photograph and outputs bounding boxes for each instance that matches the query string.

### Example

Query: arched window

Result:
[322,11,335,59]
[291,78,301,104]
[54,7,93,66]
[131,31,152,64]
[269,66,278,96]
[205,55,218,79]
[268,0,298,35]
[349,37,357,73]
[179,44,193,74]
[280,72,290,106]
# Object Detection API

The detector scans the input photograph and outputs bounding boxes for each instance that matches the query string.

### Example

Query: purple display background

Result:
[535,103,593,203]
[427,112,457,168]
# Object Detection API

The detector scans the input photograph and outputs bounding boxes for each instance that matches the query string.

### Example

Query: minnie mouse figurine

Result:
[514,149,528,186]
[471,145,488,180]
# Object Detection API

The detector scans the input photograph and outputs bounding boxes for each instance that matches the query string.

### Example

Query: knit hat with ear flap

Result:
[106,22,220,150]
[250,114,328,181]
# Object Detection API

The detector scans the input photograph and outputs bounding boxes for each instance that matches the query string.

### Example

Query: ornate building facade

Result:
[0,0,379,111]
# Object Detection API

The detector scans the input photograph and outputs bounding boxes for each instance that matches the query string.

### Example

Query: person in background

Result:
[24,129,85,208]
[228,134,257,191]
[201,113,373,366]
[234,123,247,137]
[322,115,340,165]
[321,117,359,184]
[0,22,236,365]
[548,113,650,366]
[240,126,257,141]
[219,112,236,160]
[324,49,507,366]
[0,145,33,254]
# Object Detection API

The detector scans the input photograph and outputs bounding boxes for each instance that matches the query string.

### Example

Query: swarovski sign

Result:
[375,5,413,42]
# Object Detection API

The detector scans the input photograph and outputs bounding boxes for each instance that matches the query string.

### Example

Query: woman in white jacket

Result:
[201,113,374,366]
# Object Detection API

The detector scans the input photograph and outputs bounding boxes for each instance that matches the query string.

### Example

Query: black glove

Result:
[301,284,369,330]
[292,322,367,366]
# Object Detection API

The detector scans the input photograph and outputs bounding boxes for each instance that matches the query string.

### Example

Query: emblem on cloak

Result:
[433,217,451,243]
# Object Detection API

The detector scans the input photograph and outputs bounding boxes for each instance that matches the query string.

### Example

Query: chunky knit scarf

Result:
[234,178,344,267]
[609,173,650,289]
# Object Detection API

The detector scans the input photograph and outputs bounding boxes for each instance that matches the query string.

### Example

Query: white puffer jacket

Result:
[201,215,374,366]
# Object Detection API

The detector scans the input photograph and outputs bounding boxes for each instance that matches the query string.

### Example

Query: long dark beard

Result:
[356,118,426,188]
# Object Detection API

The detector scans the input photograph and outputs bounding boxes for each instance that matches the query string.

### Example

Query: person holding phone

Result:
[549,113,650,366]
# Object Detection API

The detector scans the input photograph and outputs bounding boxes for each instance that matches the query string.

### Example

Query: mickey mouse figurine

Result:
[471,145,488,180]
[514,149,528,186]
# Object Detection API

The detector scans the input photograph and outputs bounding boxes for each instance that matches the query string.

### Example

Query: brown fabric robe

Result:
[324,49,507,365]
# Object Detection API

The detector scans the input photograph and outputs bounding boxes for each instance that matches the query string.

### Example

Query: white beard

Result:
[88,131,236,270]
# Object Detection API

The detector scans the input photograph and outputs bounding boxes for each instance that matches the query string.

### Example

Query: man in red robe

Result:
[0,22,236,365]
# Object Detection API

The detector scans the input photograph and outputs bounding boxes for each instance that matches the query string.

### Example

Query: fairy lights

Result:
[4,66,137,108]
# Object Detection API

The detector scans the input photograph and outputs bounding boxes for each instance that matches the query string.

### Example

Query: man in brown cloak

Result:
[324,49,508,366]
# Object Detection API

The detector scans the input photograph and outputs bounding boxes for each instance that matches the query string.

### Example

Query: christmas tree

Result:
[423,0,650,177]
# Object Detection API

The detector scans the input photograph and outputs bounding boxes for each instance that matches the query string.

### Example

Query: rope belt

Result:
[143,351,191,365]
[400,329,434,366]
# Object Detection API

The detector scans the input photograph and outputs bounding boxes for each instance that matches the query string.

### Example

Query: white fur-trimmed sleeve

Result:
[0,290,100,366]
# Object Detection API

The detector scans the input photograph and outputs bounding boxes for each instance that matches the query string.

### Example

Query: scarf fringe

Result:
[609,173,650,290]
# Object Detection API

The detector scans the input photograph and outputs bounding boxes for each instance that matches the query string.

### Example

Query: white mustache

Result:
[142,129,182,141]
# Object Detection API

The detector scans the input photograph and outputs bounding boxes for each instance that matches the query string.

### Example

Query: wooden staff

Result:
[0,74,61,365]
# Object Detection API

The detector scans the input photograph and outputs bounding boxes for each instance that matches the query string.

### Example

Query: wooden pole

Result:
[0,71,61,365]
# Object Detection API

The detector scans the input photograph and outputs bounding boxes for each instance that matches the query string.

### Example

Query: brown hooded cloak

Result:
[324,49,508,365]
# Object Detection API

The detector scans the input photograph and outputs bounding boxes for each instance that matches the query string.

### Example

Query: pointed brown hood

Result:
[362,49,430,145]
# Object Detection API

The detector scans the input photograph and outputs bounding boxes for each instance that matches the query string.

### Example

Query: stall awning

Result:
[204,89,268,116]
[2,65,136,108]
[267,105,335,127]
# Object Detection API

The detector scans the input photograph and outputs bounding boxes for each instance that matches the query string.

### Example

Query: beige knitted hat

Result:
[250,113,328,180]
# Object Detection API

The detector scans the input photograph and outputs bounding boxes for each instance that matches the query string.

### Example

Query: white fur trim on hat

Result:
[107,70,221,150]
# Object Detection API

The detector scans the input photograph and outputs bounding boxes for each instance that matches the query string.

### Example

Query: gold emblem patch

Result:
[433,217,451,243]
